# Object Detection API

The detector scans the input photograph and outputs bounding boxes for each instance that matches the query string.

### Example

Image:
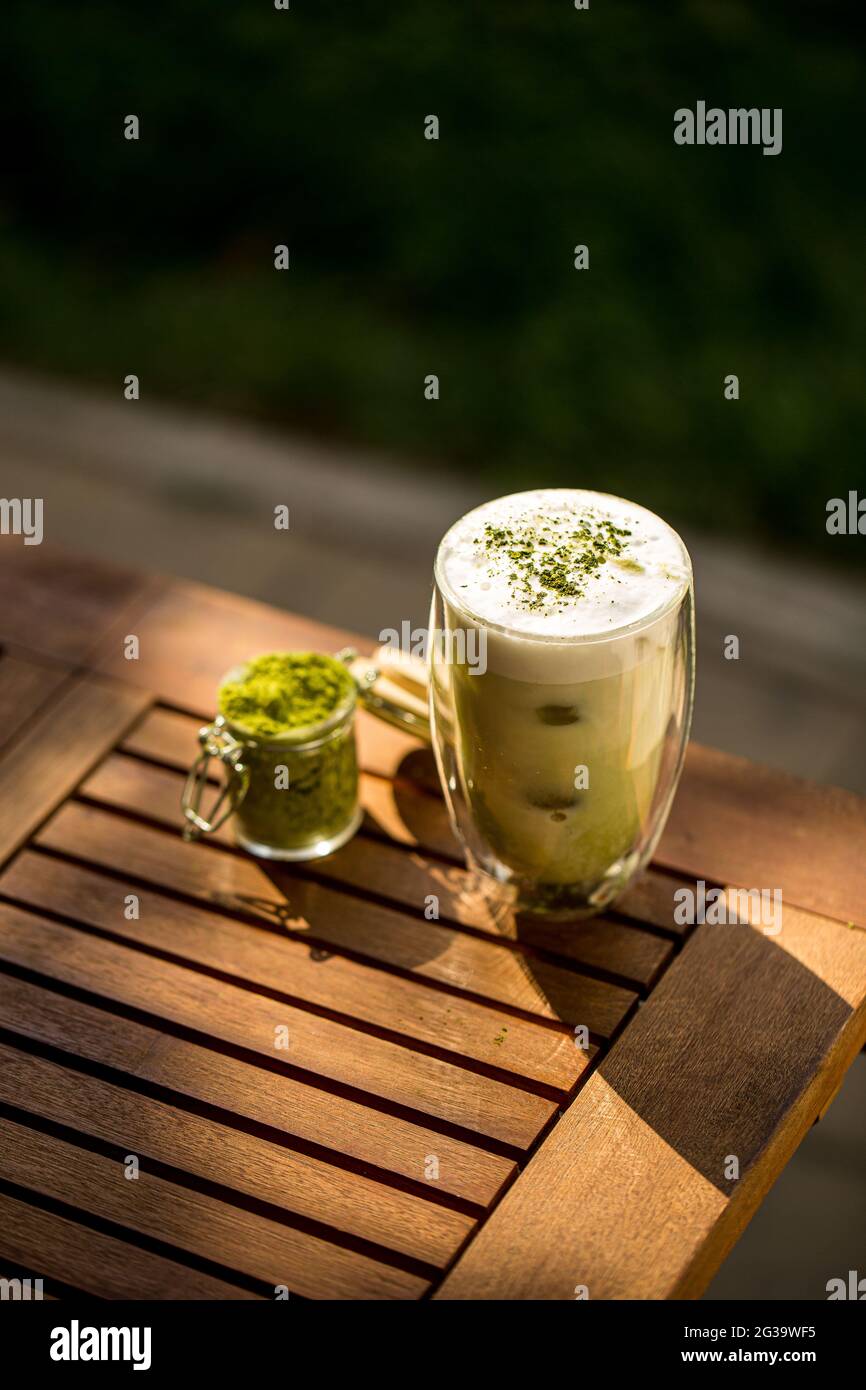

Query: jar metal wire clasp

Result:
[181,716,251,841]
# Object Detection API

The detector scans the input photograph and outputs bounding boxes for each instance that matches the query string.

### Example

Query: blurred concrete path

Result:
[2,366,863,794]
[0,365,864,1301]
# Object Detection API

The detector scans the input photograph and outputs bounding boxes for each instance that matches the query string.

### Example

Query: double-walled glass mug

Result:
[429,489,695,916]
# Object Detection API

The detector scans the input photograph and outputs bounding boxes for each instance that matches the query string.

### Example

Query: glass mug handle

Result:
[181,718,251,841]
[340,647,431,742]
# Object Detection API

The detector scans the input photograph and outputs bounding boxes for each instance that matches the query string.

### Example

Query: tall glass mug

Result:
[429,489,695,915]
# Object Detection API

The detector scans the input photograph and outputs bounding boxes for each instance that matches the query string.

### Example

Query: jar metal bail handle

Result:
[181,719,250,841]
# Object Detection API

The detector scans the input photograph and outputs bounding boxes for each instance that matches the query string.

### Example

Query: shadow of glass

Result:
[390,747,442,798]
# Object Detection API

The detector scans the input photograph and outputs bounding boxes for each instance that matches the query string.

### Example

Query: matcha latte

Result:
[429,489,694,914]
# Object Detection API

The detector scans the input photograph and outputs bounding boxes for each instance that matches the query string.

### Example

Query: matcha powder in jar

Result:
[182,651,362,860]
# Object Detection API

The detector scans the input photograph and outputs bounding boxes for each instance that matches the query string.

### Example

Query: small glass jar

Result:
[182,658,362,861]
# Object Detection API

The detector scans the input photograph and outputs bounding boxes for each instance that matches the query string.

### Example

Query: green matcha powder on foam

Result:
[218,652,359,852]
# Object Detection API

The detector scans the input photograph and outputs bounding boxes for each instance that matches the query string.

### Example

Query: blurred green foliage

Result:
[0,1,863,562]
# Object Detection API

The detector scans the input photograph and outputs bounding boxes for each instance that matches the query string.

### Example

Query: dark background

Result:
[1,0,864,568]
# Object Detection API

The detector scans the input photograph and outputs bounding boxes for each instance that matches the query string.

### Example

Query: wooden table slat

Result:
[0,1041,474,1269]
[90,748,672,991]
[0,1190,261,1300]
[1,850,591,1089]
[0,675,151,868]
[35,799,636,1040]
[0,652,71,755]
[0,972,514,1207]
[0,546,157,666]
[0,902,560,1148]
[91,578,367,711]
[0,1116,428,1300]
[657,744,866,931]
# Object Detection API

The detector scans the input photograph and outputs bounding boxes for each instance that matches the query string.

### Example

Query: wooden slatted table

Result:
[0,544,864,1300]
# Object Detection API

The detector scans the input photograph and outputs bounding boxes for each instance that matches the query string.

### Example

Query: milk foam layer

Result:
[435,490,691,682]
